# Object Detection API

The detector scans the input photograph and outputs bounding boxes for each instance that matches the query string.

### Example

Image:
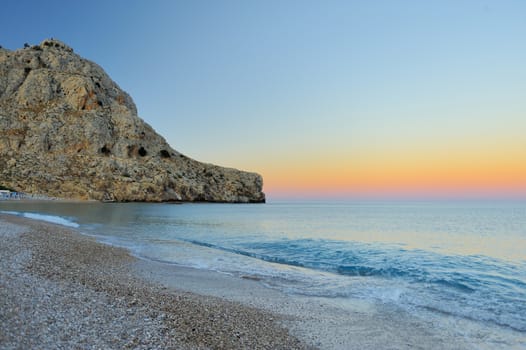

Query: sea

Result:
[1,200,525,348]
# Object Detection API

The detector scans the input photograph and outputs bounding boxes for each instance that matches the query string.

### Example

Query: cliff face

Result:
[0,39,265,202]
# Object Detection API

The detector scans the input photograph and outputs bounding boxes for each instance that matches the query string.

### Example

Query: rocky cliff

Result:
[0,39,265,202]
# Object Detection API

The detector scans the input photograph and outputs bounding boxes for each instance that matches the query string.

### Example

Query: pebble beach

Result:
[0,214,309,349]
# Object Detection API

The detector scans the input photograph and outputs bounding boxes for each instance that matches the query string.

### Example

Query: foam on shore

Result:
[0,210,80,228]
[3,211,520,349]
[0,213,306,349]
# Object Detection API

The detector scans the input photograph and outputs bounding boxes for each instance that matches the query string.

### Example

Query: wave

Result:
[177,237,526,332]
[183,238,522,291]
[0,210,80,228]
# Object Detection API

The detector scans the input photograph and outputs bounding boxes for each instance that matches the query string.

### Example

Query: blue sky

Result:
[2,0,525,198]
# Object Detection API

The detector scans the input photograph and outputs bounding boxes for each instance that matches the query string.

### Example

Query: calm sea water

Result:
[2,200,525,347]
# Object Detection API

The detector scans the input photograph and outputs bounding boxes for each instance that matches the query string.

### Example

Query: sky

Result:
[2,0,525,200]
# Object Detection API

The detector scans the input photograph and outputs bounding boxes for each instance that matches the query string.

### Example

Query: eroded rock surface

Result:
[0,39,265,202]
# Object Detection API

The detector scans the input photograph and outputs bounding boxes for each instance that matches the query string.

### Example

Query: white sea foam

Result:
[0,211,80,228]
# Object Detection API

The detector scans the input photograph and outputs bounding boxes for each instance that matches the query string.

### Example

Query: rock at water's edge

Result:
[0,39,265,202]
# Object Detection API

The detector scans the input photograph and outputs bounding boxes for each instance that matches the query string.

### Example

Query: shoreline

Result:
[0,212,479,349]
[0,214,309,349]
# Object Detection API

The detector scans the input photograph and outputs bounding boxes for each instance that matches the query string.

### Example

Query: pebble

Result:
[0,215,312,349]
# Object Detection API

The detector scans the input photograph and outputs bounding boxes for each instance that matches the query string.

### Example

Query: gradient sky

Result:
[2,0,525,200]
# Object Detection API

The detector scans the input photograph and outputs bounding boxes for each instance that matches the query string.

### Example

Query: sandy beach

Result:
[0,214,310,349]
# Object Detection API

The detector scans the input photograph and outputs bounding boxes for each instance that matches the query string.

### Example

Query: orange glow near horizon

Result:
[257,138,526,199]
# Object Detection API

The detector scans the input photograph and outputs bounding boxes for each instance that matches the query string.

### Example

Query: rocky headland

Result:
[0,39,265,202]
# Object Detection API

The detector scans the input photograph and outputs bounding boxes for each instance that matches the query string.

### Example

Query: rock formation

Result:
[0,39,265,202]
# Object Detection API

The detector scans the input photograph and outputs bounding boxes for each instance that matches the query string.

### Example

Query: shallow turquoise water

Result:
[2,200,525,347]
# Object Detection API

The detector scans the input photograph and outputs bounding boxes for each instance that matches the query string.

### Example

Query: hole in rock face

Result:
[100,145,111,155]
[138,147,147,157]
[160,150,171,158]
[127,145,135,157]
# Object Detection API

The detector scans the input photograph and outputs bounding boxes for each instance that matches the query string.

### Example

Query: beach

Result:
[2,203,522,350]
[0,214,309,349]
[0,215,434,350]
